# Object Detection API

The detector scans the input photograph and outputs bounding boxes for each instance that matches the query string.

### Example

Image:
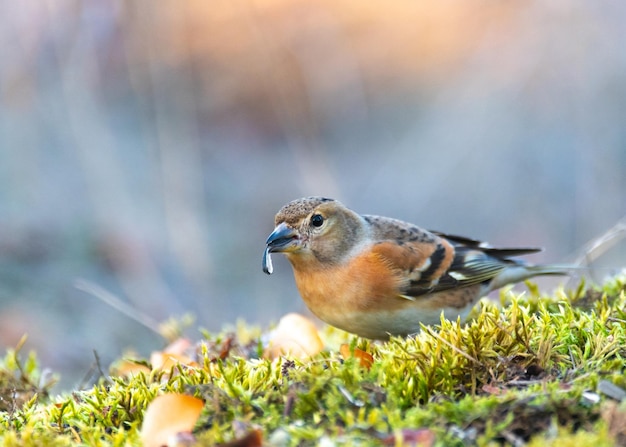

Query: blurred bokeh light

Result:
[1,1,625,389]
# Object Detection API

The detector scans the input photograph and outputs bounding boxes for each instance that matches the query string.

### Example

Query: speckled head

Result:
[274,197,336,226]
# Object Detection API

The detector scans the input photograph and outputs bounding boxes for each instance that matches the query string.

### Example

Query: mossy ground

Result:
[0,275,625,446]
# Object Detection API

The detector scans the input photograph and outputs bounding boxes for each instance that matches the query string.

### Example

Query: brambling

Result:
[263,197,569,340]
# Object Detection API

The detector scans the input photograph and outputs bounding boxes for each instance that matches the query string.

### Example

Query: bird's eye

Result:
[310,214,324,227]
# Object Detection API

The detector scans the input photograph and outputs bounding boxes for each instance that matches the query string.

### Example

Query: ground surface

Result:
[0,275,625,446]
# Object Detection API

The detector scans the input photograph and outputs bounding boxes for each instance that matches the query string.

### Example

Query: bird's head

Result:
[263,197,364,274]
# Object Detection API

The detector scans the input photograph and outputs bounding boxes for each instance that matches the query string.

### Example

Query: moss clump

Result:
[0,274,625,446]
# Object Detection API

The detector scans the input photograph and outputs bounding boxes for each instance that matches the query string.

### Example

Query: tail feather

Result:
[488,264,573,292]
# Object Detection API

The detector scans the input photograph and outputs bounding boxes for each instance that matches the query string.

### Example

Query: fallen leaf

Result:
[340,344,374,369]
[381,428,435,446]
[111,359,151,377]
[150,352,198,371]
[218,429,263,447]
[598,380,626,402]
[163,338,193,356]
[482,384,505,395]
[140,394,204,447]
[602,401,626,446]
[264,313,323,359]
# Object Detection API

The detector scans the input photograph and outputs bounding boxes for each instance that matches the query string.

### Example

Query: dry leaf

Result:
[339,344,374,369]
[264,313,323,359]
[482,384,505,395]
[112,359,151,377]
[218,429,263,447]
[598,379,626,401]
[381,428,435,446]
[163,338,193,356]
[602,401,626,446]
[141,394,204,447]
[150,352,198,371]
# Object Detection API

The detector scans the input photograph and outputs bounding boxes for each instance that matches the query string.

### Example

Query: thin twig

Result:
[574,215,626,267]
[74,278,162,334]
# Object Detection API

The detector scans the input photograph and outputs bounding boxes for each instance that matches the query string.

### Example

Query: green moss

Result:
[0,274,625,446]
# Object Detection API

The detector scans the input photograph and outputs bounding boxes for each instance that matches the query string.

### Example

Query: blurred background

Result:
[1,1,625,390]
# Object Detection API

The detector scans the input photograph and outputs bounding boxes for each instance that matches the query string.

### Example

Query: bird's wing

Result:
[364,216,548,297]
[370,231,540,298]
[403,247,510,296]
[430,230,543,257]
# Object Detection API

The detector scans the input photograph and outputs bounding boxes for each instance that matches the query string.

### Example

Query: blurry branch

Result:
[46,4,174,315]
[48,2,211,314]
[74,279,161,335]
[122,2,215,286]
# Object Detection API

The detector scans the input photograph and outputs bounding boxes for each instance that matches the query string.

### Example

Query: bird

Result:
[263,197,570,340]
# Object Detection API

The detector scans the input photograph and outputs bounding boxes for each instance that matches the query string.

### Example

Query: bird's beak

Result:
[263,222,300,275]
[265,222,300,253]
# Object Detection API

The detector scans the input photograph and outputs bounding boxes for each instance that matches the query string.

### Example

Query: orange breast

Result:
[289,249,484,339]
[291,250,408,322]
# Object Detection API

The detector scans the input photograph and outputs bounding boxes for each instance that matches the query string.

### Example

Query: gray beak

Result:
[263,222,299,274]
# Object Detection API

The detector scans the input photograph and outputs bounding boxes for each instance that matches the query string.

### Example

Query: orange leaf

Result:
[382,429,435,446]
[163,338,192,355]
[140,394,204,447]
[218,429,263,447]
[340,344,374,369]
[264,313,323,359]
[112,359,151,377]
[150,352,198,371]
[482,384,504,395]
